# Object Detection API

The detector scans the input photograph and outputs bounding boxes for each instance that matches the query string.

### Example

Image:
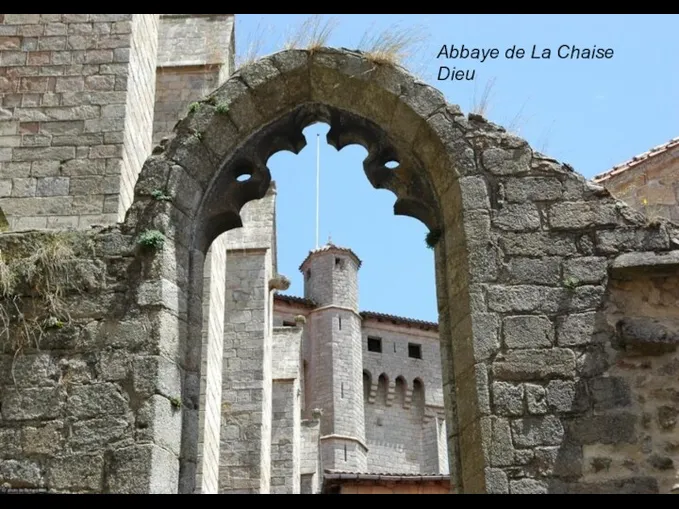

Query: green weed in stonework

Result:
[563,277,580,291]
[425,229,442,249]
[192,130,203,141]
[137,230,165,251]
[215,103,229,114]
[151,189,172,202]
[188,102,200,113]
[170,396,182,410]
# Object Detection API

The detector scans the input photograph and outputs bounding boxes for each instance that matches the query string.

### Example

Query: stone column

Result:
[219,249,272,493]
[271,325,303,493]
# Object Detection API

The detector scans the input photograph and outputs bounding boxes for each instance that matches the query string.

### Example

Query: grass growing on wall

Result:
[0,232,98,380]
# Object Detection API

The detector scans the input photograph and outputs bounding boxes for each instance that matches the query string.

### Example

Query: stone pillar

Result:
[422,415,440,473]
[219,248,272,493]
[195,233,227,494]
[270,325,303,493]
[218,184,277,493]
[0,14,159,230]
[152,14,234,145]
[300,415,322,494]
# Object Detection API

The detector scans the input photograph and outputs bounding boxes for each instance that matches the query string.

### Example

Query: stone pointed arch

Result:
[119,48,679,494]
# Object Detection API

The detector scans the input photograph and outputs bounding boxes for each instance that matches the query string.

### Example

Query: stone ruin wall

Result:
[0,15,678,494]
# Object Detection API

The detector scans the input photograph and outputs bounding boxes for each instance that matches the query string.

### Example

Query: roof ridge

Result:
[273,293,439,329]
[592,136,679,182]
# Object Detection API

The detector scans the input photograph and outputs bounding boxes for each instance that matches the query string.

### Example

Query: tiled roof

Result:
[273,294,439,332]
[360,311,438,332]
[298,242,363,271]
[324,470,450,482]
[592,136,679,183]
[274,294,315,308]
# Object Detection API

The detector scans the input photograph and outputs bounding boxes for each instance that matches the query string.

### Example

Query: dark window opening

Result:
[341,382,344,398]
[338,316,342,330]
[282,321,295,327]
[344,444,347,461]
[408,343,422,359]
[393,343,396,353]
[367,337,382,353]
[335,257,343,268]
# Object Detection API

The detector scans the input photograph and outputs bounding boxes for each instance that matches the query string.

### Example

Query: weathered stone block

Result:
[503,177,563,203]
[549,201,619,230]
[546,379,589,414]
[66,383,128,419]
[488,417,514,467]
[614,317,679,355]
[2,387,66,421]
[481,147,531,175]
[48,453,104,491]
[492,204,541,231]
[492,382,524,416]
[484,467,508,494]
[511,415,564,447]
[503,315,554,349]
[22,421,65,456]
[506,257,561,285]
[509,478,548,494]
[493,349,576,381]
[0,459,44,488]
[563,256,608,284]
[556,312,597,347]
[525,384,548,415]
[68,416,131,453]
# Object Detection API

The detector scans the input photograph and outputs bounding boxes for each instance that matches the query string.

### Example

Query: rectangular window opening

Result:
[367,336,382,353]
[344,444,347,461]
[408,343,422,359]
[282,320,295,327]
[341,382,344,399]
[338,316,342,330]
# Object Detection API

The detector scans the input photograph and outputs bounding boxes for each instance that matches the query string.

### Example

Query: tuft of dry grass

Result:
[283,14,339,52]
[536,119,556,154]
[0,233,97,372]
[470,76,497,117]
[234,19,269,71]
[357,23,429,68]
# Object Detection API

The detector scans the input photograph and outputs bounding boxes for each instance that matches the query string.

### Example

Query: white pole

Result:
[315,133,320,249]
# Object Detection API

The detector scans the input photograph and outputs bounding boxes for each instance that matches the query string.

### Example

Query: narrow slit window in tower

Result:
[338,316,342,330]
[344,444,347,461]
[341,382,344,398]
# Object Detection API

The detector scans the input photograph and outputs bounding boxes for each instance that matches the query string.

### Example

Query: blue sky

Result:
[234,14,679,323]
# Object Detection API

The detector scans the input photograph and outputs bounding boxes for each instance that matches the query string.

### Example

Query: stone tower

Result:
[300,243,368,472]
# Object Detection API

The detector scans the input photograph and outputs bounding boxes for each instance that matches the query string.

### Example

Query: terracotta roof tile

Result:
[593,136,679,183]
[298,242,363,271]
[324,470,450,482]
[273,294,439,331]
